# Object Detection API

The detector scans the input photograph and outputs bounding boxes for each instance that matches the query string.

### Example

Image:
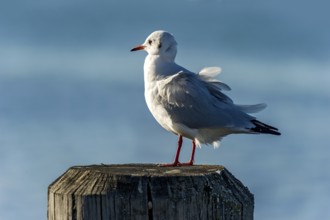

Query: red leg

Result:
[190,140,196,164]
[160,135,183,167]
[173,135,183,164]
[180,140,196,166]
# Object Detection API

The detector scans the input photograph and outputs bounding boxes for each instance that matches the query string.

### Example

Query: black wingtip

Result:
[250,119,281,136]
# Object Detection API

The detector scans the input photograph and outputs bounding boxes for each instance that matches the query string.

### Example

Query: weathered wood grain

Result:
[48,164,254,220]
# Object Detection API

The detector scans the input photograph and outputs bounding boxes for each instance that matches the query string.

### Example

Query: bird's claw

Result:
[159,160,194,167]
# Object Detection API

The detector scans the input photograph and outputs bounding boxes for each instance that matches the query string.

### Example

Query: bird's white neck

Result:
[144,54,177,82]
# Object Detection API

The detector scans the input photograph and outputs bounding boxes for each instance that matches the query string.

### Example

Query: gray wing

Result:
[157,71,253,129]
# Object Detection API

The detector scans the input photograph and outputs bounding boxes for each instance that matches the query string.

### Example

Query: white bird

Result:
[131,30,280,166]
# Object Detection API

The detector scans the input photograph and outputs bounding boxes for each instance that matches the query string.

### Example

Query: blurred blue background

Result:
[0,0,329,219]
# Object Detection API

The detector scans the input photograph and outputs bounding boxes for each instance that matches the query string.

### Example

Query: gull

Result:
[131,30,280,166]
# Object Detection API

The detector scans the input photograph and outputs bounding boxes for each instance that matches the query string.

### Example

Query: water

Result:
[0,0,329,219]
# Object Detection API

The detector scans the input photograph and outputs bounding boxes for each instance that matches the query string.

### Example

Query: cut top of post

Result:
[67,163,226,176]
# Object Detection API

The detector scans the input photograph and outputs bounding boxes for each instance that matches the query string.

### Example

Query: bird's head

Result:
[131,30,177,60]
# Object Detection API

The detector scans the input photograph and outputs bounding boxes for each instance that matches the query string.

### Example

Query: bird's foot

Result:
[178,161,194,166]
[159,160,194,167]
[159,161,180,167]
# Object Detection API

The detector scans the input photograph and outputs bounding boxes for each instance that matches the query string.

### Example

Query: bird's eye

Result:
[148,40,152,45]
[158,43,162,49]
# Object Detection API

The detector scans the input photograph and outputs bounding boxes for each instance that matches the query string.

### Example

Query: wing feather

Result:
[198,67,231,91]
[156,70,252,129]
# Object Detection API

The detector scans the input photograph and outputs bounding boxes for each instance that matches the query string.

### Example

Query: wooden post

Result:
[48,164,254,220]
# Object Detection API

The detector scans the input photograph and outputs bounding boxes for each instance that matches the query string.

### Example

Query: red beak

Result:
[130,45,145,52]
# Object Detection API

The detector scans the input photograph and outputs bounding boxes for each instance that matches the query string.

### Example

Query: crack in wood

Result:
[147,178,153,220]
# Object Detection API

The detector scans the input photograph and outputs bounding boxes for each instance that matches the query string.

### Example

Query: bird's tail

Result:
[250,119,281,135]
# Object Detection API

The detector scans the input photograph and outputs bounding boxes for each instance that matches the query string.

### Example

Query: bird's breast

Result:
[144,81,176,133]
